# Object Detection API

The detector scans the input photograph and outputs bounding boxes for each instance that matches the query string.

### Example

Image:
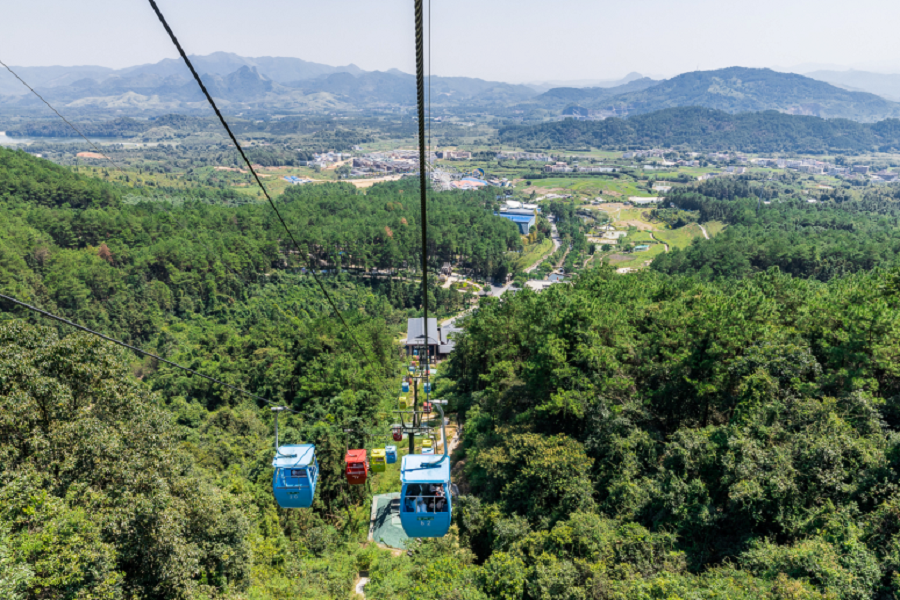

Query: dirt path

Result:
[349,174,404,188]
[698,224,710,240]
[556,244,570,269]
[649,232,668,252]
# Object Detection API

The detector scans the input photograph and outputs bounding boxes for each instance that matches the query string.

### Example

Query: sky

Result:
[3,0,900,82]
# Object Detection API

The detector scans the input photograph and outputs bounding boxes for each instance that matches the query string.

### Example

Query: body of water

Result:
[0,132,115,146]
[0,132,31,145]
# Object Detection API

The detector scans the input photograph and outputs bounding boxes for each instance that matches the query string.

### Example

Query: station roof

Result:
[407,317,441,346]
[273,444,316,468]
[401,454,451,483]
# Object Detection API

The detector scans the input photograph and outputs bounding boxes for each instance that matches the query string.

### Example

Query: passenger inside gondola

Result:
[405,484,421,511]
[431,484,447,512]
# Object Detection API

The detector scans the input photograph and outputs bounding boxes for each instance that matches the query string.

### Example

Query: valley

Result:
[2,23,900,600]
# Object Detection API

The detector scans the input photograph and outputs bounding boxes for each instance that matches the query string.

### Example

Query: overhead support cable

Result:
[0,291,292,409]
[146,0,383,372]
[414,0,432,408]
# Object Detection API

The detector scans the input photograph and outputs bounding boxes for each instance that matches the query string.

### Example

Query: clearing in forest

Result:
[654,223,706,249]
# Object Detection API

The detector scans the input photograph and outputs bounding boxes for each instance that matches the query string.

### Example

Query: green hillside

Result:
[499,106,900,153]
[594,67,900,121]
[4,144,900,600]
[651,177,900,279]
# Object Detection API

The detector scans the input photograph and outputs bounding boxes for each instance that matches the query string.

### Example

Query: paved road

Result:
[489,281,514,297]
[440,308,474,328]
[550,224,562,252]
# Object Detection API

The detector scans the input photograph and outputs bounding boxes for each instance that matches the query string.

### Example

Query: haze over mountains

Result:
[547,68,900,122]
[3,52,900,122]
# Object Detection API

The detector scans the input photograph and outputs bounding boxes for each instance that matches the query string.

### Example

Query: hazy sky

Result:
[3,0,900,81]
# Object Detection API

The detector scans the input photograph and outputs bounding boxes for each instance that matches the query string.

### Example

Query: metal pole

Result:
[272,406,288,451]
[410,379,417,454]
[436,401,448,458]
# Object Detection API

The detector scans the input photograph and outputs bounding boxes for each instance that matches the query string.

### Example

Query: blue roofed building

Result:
[496,211,536,235]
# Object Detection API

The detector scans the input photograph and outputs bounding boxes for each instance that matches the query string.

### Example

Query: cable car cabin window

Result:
[398,454,452,537]
[287,468,307,486]
[402,483,449,514]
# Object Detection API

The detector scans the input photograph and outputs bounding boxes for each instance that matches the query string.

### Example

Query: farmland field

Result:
[654,223,706,249]
[605,243,667,268]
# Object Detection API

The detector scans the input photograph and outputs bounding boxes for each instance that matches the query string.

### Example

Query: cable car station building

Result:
[405,317,461,359]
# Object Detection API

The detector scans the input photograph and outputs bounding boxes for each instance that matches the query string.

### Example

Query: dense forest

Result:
[4,143,900,600]
[652,178,900,279]
[421,264,900,600]
[499,107,900,153]
[0,148,520,342]
[0,146,505,599]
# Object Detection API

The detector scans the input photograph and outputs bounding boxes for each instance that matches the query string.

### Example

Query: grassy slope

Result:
[704,220,727,236]
[515,237,554,270]
[655,223,706,249]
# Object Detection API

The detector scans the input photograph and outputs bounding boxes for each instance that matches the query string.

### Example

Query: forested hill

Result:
[585,67,900,121]
[499,106,900,153]
[651,177,900,279]
[427,264,900,599]
[0,148,520,345]
[0,147,523,599]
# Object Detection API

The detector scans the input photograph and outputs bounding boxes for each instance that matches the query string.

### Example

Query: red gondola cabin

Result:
[345,449,369,485]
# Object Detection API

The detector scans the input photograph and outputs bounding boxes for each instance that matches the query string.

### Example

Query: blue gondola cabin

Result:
[400,454,452,538]
[385,445,398,464]
[272,444,318,508]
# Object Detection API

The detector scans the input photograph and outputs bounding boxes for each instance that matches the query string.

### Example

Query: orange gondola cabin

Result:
[345,449,369,485]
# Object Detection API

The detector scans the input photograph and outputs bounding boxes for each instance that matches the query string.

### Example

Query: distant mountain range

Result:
[529,77,661,108]
[522,72,650,93]
[0,52,538,113]
[550,68,900,122]
[3,56,900,123]
[0,52,365,96]
[803,70,900,102]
